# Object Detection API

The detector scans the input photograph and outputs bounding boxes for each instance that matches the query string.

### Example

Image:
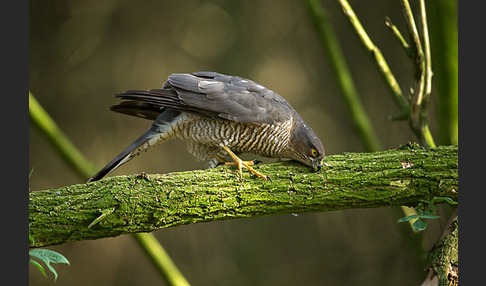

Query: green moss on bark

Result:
[29,144,458,248]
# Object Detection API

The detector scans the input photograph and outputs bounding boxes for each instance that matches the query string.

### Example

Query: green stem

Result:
[134,233,191,286]
[385,17,411,56]
[305,0,382,152]
[426,0,458,145]
[335,0,409,118]
[419,0,433,98]
[29,91,190,286]
[422,124,436,148]
[399,0,436,148]
[29,92,98,179]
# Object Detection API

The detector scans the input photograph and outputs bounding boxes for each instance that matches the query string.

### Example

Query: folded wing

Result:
[110,71,292,125]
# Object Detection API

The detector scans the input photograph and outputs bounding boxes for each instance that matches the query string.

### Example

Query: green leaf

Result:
[30,259,47,278]
[412,218,427,231]
[397,214,419,223]
[29,249,70,281]
[431,196,458,205]
[419,214,441,220]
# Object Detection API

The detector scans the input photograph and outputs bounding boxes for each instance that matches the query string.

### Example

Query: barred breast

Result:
[173,113,293,158]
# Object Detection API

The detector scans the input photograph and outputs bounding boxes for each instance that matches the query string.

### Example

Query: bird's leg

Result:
[215,158,261,168]
[219,145,269,180]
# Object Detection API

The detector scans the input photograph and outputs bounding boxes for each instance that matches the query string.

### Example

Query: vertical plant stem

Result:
[419,0,432,98]
[418,0,435,149]
[398,0,436,148]
[305,0,382,152]
[335,0,409,118]
[399,0,423,68]
[426,0,458,145]
[335,0,437,147]
[29,91,190,286]
[400,0,424,122]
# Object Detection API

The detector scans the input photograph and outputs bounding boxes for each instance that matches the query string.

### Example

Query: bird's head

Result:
[286,115,325,171]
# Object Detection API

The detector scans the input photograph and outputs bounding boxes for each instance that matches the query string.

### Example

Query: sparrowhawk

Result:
[88,71,324,182]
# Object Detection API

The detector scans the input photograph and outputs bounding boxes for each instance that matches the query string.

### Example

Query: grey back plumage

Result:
[112,71,292,124]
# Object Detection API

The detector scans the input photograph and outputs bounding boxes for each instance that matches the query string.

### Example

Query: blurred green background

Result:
[29,0,455,285]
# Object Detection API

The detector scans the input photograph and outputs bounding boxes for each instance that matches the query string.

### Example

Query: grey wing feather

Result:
[112,72,292,124]
[110,100,166,120]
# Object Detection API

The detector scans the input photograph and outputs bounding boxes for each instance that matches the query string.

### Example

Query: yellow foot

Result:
[220,145,269,180]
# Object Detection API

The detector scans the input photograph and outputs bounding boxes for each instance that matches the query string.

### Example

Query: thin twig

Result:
[399,0,424,73]
[399,0,424,126]
[399,0,424,120]
[336,0,436,147]
[418,0,435,148]
[420,0,433,98]
[336,0,409,119]
[398,0,436,148]
[385,16,411,56]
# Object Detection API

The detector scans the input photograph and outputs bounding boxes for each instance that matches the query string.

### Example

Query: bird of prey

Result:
[88,71,324,182]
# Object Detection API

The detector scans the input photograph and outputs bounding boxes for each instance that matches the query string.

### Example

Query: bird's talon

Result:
[252,159,263,165]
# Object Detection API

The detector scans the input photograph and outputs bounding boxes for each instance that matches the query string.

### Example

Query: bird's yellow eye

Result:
[311,148,318,157]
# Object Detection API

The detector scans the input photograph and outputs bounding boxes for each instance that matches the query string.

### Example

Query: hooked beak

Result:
[312,159,323,172]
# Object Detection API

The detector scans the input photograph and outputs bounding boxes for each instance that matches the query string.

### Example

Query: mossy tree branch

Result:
[29,143,457,248]
[421,210,458,286]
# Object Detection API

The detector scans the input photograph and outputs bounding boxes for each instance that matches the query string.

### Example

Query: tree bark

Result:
[29,143,457,248]
[421,210,458,286]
